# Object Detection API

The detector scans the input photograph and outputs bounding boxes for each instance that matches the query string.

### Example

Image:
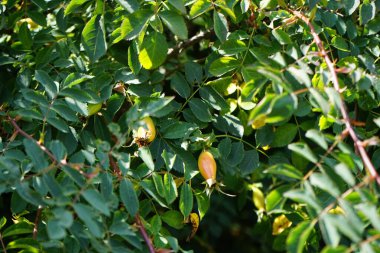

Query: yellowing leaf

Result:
[272,214,292,235]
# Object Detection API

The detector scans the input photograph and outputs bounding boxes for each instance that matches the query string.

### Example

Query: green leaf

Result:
[265,164,303,181]
[140,179,168,208]
[63,73,93,87]
[333,163,355,186]
[168,0,186,14]
[170,73,191,98]
[287,66,311,87]
[139,97,174,116]
[266,94,297,124]
[305,129,328,150]
[272,29,292,45]
[288,142,318,163]
[222,142,244,167]
[284,189,321,211]
[343,0,360,15]
[47,219,66,240]
[185,61,203,84]
[152,173,165,198]
[271,123,298,148]
[162,121,198,139]
[0,217,6,229]
[214,114,244,137]
[6,238,40,251]
[359,2,375,25]
[128,41,141,75]
[161,210,184,229]
[179,183,193,218]
[23,139,49,171]
[159,10,188,40]
[82,15,107,62]
[138,147,155,171]
[138,32,168,69]
[266,184,292,212]
[150,214,162,235]
[309,88,330,115]
[120,178,139,216]
[209,56,240,76]
[309,172,340,197]
[27,11,47,26]
[239,150,259,176]
[189,0,212,18]
[286,221,314,253]
[65,0,90,15]
[164,173,178,205]
[219,40,247,55]
[59,88,92,102]
[116,9,152,42]
[331,36,349,52]
[213,10,228,42]
[35,70,59,99]
[195,190,209,220]
[82,189,110,216]
[18,22,33,49]
[260,0,276,9]
[48,140,67,162]
[189,98,212,122]
[114,0,139,12]
[52,103,78,122]
[2,222,34,238]
[161,149,177,171]
[356,203,380,231]
[73,203,103,238]
[46,116,69,133]
[200,86,229,112]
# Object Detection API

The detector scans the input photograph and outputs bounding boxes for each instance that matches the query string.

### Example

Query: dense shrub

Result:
[1,0,380,252]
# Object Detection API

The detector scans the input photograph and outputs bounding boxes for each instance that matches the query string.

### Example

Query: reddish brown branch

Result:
[109,154,122,180]
[8,117,58,163]
[291,10,380,185]
[135,214,155,253]
[33,206,42,240]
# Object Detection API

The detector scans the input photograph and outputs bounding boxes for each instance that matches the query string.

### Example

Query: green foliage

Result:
[0,0,380,252]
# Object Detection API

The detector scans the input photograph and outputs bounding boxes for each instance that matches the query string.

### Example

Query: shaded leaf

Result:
[120,178,139,216]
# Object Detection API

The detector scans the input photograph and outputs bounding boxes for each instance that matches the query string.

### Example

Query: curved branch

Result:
[291,10,380,185]
[135,214,155,253]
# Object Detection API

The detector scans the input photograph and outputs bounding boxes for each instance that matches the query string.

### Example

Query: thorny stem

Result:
[135,214,155,253]
[33,206,42,240]
[291,10,380,185]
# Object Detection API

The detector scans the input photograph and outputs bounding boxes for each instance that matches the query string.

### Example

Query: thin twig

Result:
[0,233,7,253]
[109,154,122,180]
[135,214,155,253]
[291,10,380,185]
[33,206,42,240]
[8,117,58,164]
[310,177,371,228]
